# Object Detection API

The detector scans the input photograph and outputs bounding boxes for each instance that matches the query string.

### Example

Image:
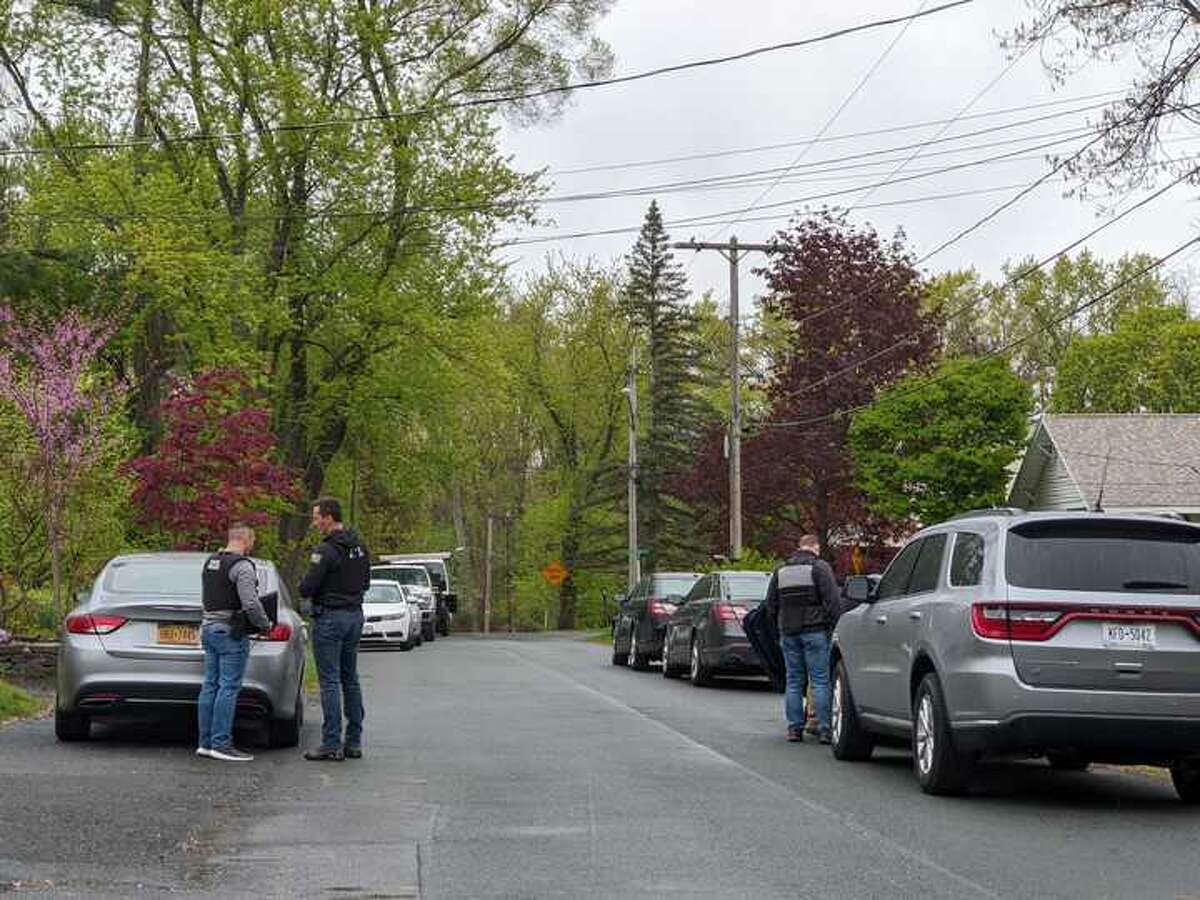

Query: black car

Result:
[662,570,772,686]
[612,572,702,670]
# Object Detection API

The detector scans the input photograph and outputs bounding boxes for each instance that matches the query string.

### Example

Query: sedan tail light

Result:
[252,623,293,642]
[713,603,740,622]
[647,600,677,619]
[65,613,127,635]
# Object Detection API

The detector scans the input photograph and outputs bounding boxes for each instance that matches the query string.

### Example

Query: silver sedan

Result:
[55,552,307,747]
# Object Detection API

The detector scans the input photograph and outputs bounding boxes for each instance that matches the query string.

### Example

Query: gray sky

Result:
[498,1,1200,312]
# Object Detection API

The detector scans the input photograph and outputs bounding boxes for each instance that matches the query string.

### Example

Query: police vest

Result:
[202,552,251,613]
[775,562,828,634]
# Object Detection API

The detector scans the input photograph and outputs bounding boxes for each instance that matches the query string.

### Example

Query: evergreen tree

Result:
[623,202,716,568]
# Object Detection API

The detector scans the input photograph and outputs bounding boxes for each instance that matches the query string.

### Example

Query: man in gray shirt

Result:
[197,523,270,762]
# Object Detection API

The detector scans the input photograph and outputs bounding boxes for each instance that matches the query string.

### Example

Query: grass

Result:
[0,678,45,723]
[585,629,613,646]
[303,640,318,694]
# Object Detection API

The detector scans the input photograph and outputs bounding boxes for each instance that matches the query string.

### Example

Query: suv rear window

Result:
[1006,520,1200,594]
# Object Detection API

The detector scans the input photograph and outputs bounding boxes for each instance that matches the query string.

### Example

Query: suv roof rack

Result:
[947,507,1025,521]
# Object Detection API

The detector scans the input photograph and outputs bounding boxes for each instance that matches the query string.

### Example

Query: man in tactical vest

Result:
[763,534,840,744]
[299,497,371,761]
[198,523,271,762]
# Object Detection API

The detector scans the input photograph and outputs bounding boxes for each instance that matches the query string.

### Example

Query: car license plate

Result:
[157,623,199,646]
[1102,622,1155,650]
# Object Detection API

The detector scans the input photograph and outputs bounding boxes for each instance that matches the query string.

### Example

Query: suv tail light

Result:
[252,623,293,642]
[647,600,676,619]
[65,613,127,635]
[971,604,1062,641]
[713,603,740,622]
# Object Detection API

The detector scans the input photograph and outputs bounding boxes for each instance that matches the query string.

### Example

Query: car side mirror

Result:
[845,576,876,604]
[444,593,458,613]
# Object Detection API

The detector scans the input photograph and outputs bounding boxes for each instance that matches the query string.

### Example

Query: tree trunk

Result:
[557,502,583,630]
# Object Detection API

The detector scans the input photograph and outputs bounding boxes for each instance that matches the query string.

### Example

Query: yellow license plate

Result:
[157,624,199,646]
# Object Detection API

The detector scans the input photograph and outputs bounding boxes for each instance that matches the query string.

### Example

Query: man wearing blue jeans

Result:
[763,534,840,744]
[299,497,370,761]
[198,524,270,762]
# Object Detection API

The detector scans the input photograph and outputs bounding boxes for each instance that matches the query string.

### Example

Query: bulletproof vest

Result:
[777,563,819,607]
[202,552,250,613]
[317,536,370,608]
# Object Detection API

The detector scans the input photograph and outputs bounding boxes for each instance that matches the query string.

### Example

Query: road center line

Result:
[498,643,1002,900]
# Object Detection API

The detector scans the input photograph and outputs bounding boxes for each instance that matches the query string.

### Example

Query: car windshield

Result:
[103,558,205,595]
[721,574,770,603]
[365,583,405,604]
[372,566,429,588]
[1006,520,1200,594]
[653,575,699,598]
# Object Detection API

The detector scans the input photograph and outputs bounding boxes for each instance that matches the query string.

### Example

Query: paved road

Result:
[2,636,1198,898]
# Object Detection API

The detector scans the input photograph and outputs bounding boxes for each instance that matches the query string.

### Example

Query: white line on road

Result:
[499,644,1003,900]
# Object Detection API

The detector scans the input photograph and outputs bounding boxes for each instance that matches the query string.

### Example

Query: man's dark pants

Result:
[312,607,365,750]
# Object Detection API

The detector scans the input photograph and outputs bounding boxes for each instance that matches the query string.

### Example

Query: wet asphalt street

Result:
[2,635,1198,898]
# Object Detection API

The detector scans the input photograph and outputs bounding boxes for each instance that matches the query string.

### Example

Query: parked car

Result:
[831,510,1200,801]
[377,553,458,635]
[662,570,772,685]
[371,564,437,642]
[55,552,307,747]
[360,579,417,650]
[405,586,424,647]
[612,572,703,670]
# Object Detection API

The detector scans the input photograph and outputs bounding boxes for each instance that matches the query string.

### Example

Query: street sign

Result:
[541,560,570,587]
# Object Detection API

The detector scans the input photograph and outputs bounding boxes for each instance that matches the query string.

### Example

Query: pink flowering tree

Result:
[0,305,120,612]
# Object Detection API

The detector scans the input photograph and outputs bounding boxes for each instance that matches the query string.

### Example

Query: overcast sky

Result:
[497,0,1200,313]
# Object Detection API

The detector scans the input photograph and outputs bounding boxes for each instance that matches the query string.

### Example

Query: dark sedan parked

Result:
[662,571,772,686]
[612,572,702,670]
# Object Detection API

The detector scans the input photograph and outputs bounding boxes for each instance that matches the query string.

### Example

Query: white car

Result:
[371,564,437,642]
[360,580,416,650]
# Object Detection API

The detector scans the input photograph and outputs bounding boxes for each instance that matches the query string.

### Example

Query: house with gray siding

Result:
[1007,414,1200,520]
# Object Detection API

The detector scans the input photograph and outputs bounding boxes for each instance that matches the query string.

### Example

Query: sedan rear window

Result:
[720,574,771,604]
[652,575,700,598]
[104,559,204,595]
[1006,520,1200,594]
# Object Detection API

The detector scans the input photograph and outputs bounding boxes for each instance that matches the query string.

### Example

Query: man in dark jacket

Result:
[763,534,840,744]
[299,497,371,761]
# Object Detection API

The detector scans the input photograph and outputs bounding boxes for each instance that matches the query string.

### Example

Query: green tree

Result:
[849,356,1033,526]
[1054,304,1200,413]
[622,202,715,567]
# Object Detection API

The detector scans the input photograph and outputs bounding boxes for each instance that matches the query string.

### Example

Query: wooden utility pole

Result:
[672,236,772,560]
[624,347,641,591]
[483,514,494,634]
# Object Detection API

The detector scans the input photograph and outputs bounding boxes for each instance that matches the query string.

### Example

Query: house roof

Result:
[1036,414,1200,510]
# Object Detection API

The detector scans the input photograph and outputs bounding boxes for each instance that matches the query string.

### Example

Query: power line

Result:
[0,2,974,160]
[551,90,1125,176]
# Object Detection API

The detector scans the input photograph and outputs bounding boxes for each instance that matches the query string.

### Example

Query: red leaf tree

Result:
[742,210,939,561]
[126,369,300,549]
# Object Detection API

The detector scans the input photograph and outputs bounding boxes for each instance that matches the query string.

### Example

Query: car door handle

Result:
[908,611,923,621]
[874,615,888,625]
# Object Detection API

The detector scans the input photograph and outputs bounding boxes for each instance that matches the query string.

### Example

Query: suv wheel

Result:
[662,630,682,679]
[830,661,873,761]
[912,672,972,795]
[689,639,712,687]
[1046,750,1090,772]
[54,703,90,742]
[628,632,649,671]
[1171,758,1200,803]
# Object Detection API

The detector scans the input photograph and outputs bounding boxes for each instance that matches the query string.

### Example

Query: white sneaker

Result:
[196,747,212,758]
[209,746,254,762]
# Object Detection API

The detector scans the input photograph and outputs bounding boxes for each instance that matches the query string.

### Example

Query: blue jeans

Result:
[313,608,365,750]
[198,623,250,750]
[781,631,832,733]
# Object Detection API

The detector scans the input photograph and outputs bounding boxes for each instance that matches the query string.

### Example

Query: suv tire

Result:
[1171,758,1200,804]
[662,630,683,679]
[830,661,874,761]
[912,672,972,795]
[628,632,649,671]
[611,633,628,666]
[55,704,90,742]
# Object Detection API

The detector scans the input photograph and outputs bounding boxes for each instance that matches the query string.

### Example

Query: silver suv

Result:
[831,510,1200,801]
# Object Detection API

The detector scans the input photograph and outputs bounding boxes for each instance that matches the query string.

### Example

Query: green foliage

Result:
[0,678,45,722]
[1054,304,1200,413]
[850,357,1033,526]
[705,547,781,573]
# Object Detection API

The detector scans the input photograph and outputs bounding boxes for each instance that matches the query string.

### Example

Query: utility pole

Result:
[504,512,514,634]
[623,347,641,591]
[483,514,494,634]
[672,236,772,560]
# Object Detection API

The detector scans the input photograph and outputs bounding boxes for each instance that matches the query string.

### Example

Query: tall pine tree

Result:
[623,202,716,568]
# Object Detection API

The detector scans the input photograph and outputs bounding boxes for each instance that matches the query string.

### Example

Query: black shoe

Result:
[819,730,833,745]
[303,746,345,761]
[343,745,362,759]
